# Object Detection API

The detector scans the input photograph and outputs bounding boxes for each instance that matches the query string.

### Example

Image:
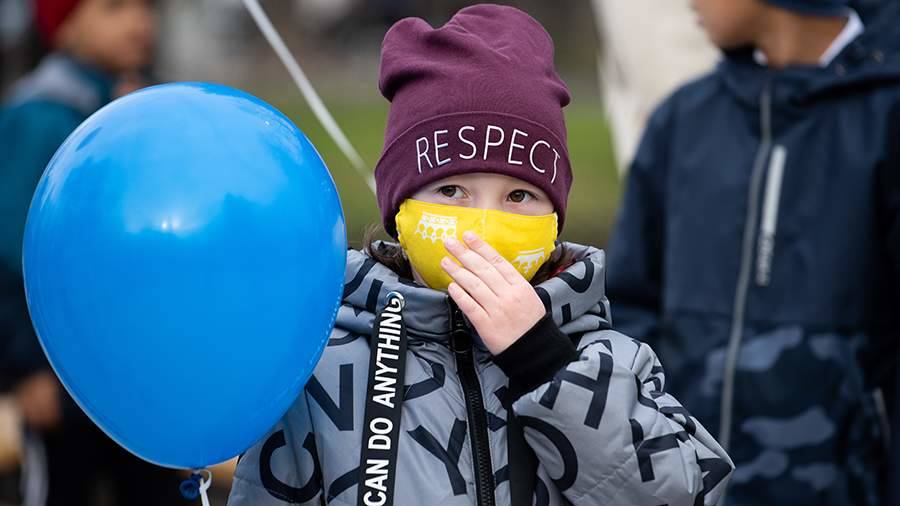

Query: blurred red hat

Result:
[32,0,83,43]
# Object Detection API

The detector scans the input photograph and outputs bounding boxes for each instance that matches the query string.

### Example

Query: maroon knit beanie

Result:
[375,4,572,237]
[32,0,83,43]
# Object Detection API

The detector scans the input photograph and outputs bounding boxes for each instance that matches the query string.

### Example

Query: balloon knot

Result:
[180,473,202,500]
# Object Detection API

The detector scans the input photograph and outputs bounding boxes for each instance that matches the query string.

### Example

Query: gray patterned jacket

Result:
[227,244,733,505]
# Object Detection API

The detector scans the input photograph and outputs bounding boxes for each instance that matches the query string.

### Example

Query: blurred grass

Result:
[270,95,621,249]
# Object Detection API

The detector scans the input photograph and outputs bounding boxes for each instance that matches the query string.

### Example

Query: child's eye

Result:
[438,185,466,199]
[508,190,536,203]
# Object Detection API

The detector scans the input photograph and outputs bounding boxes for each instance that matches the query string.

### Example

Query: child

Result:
[0,1,178,505]
[606,0,900,504]
[228,5,733,505]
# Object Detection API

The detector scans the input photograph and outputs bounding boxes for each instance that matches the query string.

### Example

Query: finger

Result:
[461,231,524,285]
[443,236,508,294]
[441,257,499,311]
[447,282,489,327]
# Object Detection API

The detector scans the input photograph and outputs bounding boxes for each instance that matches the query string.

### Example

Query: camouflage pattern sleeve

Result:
[510,329,734,505]
[227,390,324,505]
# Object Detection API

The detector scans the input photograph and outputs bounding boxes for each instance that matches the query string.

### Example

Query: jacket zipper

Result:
[755,145,788,286]
[450,304,496,506]
[718,81,773,455]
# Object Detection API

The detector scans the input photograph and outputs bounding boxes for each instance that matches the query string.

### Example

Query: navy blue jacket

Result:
[0,54,114,389]
[607,9,900,506]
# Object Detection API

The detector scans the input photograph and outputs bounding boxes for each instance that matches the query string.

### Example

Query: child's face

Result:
[56,0,157,74]
[410,173,554,216]
[691,0,766,50]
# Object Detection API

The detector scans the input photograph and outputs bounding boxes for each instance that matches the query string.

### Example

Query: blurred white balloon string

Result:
[198,470,211,506]
[241,0,376,194]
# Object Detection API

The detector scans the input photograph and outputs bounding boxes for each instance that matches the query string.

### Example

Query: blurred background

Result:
[1,0,621,250]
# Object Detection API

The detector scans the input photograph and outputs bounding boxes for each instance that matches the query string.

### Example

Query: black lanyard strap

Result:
[357,292,407,506]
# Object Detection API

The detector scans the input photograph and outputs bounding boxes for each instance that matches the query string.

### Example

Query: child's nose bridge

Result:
[467,181,516,213]
[469,198,506,213]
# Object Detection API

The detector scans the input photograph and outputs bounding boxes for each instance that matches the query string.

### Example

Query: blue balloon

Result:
[22,83,346,469]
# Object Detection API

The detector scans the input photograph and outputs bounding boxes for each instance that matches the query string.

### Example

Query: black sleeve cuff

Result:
[493,315,579,403]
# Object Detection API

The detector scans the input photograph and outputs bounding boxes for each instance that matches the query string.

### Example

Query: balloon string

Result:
[241,0,376,195]
[198,469,211,506]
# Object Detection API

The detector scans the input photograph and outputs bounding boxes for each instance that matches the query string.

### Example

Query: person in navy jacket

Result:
[606,0,900,504]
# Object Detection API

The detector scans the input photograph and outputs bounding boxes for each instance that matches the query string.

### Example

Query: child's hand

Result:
[441,231,547,355]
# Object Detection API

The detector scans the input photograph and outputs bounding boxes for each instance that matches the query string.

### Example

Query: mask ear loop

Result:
[180,469,212,506]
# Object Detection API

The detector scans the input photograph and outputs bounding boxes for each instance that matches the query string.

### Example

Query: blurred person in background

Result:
[592,0,896,175]
[606,0,900,504]
[0,1,187,505]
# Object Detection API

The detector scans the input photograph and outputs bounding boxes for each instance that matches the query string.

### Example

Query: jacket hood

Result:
[7,52,115,115]
[717,4,900,109]
[338,242,611,343]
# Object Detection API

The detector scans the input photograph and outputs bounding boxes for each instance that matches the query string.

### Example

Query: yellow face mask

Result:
[395,199,558,290]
